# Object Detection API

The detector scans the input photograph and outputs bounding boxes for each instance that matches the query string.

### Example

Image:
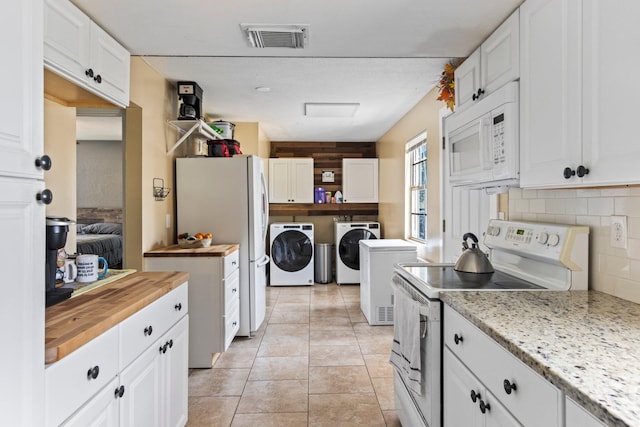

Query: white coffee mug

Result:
[62,259,78,283]
[76,254,108,283]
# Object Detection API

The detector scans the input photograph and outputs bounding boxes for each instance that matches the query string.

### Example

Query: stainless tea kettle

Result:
[454,233,494,274]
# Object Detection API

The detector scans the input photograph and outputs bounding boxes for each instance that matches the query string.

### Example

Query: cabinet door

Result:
[1,0,45,179]
[581,0,640,186]
[455,49,481,112]
[343,159,378,203]
[443,347,483,427]
[119,340,162,427]
[90,22,130,107]
[290,158,314,203]
[566,397,606,427]
[481,9,519,95]
[519,0,582,188]
[161,316,189,427]
[43,0,91,86]
[61,377,119,427]
[0,177,46,425]
[483,389,522,427]
[269,159,292,203]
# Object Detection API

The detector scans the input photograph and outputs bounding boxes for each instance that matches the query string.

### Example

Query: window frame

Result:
[405,131,428,243]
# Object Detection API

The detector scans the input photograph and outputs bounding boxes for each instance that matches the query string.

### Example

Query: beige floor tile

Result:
[308,319,354,331]
[189,368,250,397]
[382,410,402,427]
[236,380,309,414]
[230,412,308,427]
[269,310,310,324]
[353,323,394,338]
[308,393,386,427]
[277,293,311,304]
[356,336,393,355]
[187,396,239,427]
[309,366,374,394]
[273,301,312,312]
[372,376,395,411]
[309,329,358,346]
[214,346,259,369]
[257,342,310,357]
[229,332,264,349]
[263,323,310,337]
[248,356,309,381]
[309,345,365,367]
[363,354,394,378]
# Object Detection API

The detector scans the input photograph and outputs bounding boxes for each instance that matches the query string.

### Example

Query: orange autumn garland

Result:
[437,61,460,112]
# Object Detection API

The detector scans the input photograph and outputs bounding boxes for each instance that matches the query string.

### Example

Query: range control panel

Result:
[484,220,589,262]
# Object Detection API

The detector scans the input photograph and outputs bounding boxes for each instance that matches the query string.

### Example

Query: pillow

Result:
[77,222,122,235]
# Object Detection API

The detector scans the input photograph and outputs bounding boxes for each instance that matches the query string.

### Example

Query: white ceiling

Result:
[71,0,522,142]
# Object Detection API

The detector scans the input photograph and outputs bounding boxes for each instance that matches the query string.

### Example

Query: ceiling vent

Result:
[240,24,309,49]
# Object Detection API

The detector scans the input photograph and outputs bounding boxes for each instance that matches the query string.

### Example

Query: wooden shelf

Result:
[269,203,378,217]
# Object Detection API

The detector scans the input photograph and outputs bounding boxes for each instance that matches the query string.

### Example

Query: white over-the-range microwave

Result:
[446,81,519,190]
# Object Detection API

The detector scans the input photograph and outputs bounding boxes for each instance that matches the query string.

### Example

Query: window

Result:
[407,132,427,242]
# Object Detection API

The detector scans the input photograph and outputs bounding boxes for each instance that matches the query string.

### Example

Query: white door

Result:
[581,0,640,186]
[162,316,189,427]
[443,348,483,427]
[61,378,119,427]
[481,9,520,96]
[89,22,130,107]
[455,49,481,112]
[119,342,162,427]
[342,158,379,203]
[43,0,91,88]
[290,158,314,203]
[519,0,582,188]
[268,158,291,203]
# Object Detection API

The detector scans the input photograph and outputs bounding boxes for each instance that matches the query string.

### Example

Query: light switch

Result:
[166,213,171,229]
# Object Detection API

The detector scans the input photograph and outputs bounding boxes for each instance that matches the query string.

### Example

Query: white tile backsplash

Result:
[508,187,640,304]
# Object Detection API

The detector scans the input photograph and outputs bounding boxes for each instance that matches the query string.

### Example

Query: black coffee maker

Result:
[177,81,203,120]
[45,217,75,307]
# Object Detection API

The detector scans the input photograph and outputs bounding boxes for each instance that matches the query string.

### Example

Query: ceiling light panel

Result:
[304,103,360,118]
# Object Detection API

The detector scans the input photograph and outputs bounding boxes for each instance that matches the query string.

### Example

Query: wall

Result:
[76,140,123,208]
[508,187,640,303]
[126,57,180,270]
[43,99,77,252]
[377,86,444,261]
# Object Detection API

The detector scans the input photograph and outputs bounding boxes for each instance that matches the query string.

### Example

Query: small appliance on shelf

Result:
[177,81,203,120]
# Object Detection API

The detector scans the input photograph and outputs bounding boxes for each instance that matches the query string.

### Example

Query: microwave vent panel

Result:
[241,24,309,49]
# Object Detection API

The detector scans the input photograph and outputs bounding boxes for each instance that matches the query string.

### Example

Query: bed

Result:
[76,222,123,269]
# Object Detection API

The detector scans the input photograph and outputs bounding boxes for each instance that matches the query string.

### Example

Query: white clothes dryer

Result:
[270,223,314,286]
[335,222,380,284]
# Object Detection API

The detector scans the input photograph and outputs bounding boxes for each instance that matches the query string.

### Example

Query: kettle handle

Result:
[462,233,479,245]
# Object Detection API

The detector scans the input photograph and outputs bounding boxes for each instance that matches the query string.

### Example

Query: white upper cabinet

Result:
[519,0,582,188]
[44,0,130,108]
[269,158,314,203]
[520,0,640,188]
[455,9,520,112]
[342,158,379,203]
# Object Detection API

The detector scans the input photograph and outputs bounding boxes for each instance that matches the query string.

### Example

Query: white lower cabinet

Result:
[444,347,520,427]
[145,248,240,367]
[565,397,606,427]
[47,283,188,427]
[443,305,562,427]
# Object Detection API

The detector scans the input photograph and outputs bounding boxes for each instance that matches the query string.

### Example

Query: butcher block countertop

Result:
[440,291,640,427]
[144,243,239,257]
[45,271,189,364]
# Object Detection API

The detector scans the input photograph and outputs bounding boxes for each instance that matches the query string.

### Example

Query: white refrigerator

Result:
[176,155,269,336]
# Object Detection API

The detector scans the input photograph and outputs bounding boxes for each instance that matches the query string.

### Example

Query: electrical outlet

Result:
[610,215,627,249]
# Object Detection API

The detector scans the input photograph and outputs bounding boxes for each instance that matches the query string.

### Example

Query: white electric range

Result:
[391,219,589,427]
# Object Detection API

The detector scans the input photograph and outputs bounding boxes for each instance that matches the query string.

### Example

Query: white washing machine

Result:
[270,223,314,286]
[335,222,380,284]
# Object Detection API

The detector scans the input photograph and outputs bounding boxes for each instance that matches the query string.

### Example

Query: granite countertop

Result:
[440,291,640,427]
